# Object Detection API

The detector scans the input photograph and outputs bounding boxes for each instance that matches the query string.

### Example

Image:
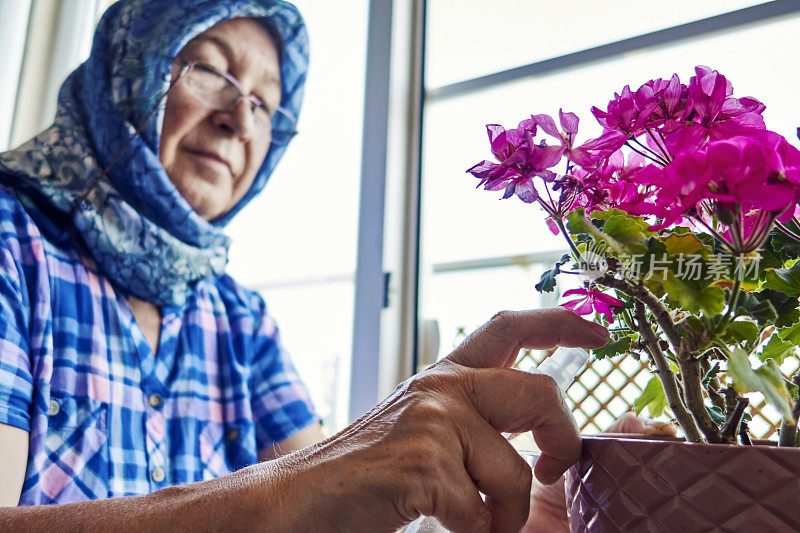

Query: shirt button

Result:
[151,466,165,483]
[48,400,60,416]
[226,429,239,441]
[148,394,163,408]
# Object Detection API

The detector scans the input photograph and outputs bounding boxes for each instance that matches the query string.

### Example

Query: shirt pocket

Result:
[198,420,251,480]
[41,393,110,502]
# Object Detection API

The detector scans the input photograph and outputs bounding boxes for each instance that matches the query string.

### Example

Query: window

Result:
[417,1,800,436]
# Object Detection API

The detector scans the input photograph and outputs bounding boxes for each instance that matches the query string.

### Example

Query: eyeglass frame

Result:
[175,61,298,144]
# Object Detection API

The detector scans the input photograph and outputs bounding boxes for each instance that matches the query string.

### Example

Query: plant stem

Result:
[775,221,800,243]
[646,128,671,161]
[598,276,682,351]
[634,301,702,442]
[692,216,736,254]
[554,217,584,262]
[739,421,752,445]
[622,307,636,330]
[597,274,723,441]
[715,263,742,333]
[608,327,634,333]
[701,357,725,413]
[779,373,800,447]
[629,138,670,166]
[676,340,724,443]
[723,385,738,414]
[721,396,749,444]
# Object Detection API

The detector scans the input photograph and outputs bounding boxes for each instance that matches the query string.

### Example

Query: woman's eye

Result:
[189,60,217,71]
[255,103,272,117]
[194,62,217,73]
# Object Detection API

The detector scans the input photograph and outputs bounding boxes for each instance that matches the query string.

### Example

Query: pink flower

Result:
[591,85,653,136]
[638,130,800,252]
[663,66,766,153]
[561,288,624,323]
[579,82,668,159]
[467,119,562,203]
[637,74,688,128]
[533,109,582,155]
[564,151,657,215]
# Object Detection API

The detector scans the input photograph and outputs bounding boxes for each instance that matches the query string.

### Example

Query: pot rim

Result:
[581,433,800,452]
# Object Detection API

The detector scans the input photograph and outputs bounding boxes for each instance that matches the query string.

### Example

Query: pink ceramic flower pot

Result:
[565,435,800,532]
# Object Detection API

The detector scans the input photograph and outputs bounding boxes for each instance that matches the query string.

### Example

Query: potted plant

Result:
[467,66,800,531]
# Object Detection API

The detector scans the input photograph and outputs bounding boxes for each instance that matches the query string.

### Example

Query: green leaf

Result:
[660,274,726,316]
[660,232,706,256]
[768,229,800,261]
[761,258,800,298]
[639,237,669,281]
[593,334,634,359]
[757,333,797,364]
[678,315,706,335]
[759,290,800,328]
[602,215,651,254]
[534,254,571,293]
[728,349,794,421]
[759,234,791,274]
[720,320,760,348]
[734,291,778,326]
[565,209,625,255]
[566,209,596,236]
[778,322,800,344]
[735,289,800,328]
[586,208,628,222]
[633,376,668,418]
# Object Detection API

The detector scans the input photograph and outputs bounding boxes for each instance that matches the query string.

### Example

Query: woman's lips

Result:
[185,149,232,175]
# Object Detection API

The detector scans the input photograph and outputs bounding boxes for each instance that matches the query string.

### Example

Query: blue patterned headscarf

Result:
[0,0,308,306]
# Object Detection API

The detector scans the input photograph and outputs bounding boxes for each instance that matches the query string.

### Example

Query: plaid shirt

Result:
[0,187,318,504]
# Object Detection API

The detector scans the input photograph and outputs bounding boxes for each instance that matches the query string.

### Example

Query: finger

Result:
[427,465,491,533]
[531,397,582,485]
[464,366,582,485]
[642,420,678,436]
[606,412,678,436]
[605,411,640,433]
[448,308,609,369]
[457,413,533,532]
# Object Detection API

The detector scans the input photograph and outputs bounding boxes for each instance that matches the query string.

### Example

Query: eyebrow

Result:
[191,35,281,89]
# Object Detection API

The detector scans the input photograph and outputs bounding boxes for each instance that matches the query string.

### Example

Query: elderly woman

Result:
[0,0,609,530]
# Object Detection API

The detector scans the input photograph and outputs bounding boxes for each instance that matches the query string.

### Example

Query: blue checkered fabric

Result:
[0,187,318,504]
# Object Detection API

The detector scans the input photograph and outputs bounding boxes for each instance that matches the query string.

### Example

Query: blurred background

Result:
[2,0,799,436]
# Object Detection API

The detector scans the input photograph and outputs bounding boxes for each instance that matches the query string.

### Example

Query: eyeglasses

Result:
[177,62,297,146]
[76,61,296,209]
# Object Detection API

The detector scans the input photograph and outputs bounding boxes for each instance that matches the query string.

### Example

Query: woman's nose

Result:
[212,98,255,139]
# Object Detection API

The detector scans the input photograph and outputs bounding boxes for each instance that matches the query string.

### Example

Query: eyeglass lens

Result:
[182,64,295,145]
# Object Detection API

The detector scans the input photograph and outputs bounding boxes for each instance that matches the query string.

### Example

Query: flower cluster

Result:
[468,66,800,255]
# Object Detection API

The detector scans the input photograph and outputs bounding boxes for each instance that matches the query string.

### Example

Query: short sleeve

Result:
[248,295,319,448]
[0,227,33,432]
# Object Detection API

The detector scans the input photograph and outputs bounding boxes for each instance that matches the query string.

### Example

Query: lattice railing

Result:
[515,349,800,440]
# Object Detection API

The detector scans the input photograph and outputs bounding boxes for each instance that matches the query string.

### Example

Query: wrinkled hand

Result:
[276,308,609,533]
[522,412,677,533]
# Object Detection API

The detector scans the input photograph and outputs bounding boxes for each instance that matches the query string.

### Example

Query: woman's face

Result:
[159,18,281,221]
